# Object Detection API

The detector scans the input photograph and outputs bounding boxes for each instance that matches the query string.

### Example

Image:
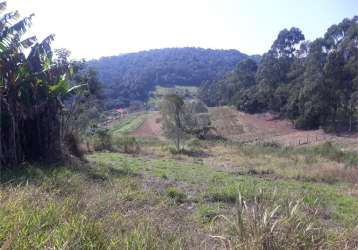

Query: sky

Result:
[7,0,358,59]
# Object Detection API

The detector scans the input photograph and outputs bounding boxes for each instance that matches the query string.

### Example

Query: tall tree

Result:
[200,16,358,132]
[160,94,186,151]
[256,27,305,112]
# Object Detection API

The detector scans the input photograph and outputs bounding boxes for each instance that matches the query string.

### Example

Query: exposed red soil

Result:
[129,107,358,150]
[129,112,163,138]
[210,106,358,148]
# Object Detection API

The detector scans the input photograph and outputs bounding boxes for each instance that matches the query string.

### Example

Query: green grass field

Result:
[109,112,148,135]
[88,149,358,227]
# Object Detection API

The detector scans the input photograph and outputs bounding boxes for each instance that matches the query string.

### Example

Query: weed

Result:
[197,204,223,224]
[110,112,147,135]
[166,187,187,203]
[93,128,112,151]
[209,189,326,249]
[112,136,140,154]
[64,132,85,159]
[205,183,238,203]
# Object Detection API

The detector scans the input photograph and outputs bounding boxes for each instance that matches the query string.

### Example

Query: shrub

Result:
[155,117,162,123]
[198,204,221,224]
[314,142,343,160]
[208,189,327,249]
[261,141,280,148]
[186,138,203,151]
[93,129,112,151]
[167,146,183,155]
[112,136,140,154]
[63,132,84,159]
[311,142,358,167]
[165,187,187,203]
[205,184,238,203]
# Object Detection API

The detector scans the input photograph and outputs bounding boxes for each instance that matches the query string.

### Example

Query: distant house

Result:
[116,108,128,117]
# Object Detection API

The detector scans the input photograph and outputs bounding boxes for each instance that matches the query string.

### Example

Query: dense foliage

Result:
[199,16,358,132]
[0,3,101,166]
[89,48,257,109]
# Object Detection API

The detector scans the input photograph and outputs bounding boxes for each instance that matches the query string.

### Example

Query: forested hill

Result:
[88,47,256,108]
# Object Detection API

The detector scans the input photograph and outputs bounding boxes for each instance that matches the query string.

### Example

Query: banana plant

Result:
[0,1,88,166]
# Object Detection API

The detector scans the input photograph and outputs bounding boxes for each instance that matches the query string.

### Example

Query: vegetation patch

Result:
[109,112,148,135]
[165,187,187,204]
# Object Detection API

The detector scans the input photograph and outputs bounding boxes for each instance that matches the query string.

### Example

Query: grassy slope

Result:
[88,150,358,226]
[1,140,358,249]
[0,164,187,249]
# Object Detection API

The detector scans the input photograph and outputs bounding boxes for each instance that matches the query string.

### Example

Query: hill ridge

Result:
[88,47,259,109]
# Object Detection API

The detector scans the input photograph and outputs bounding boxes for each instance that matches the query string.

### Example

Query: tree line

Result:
[199,16,358,132]
[0,2,102,167]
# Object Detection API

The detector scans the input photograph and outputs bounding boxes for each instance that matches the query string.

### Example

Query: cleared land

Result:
[126,106,358,150]
[210,106,358,149]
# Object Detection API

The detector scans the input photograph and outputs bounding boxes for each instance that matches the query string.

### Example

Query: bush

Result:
[165,187,187,203]
[312,142,358,167]
[112,136,140,154]
[294,115,320,130]
[186,138,203,151]
[93,129,112,151]
[205,184,237,203]
[259,141,280,148]
[198,205,221,224]
[64,132,84,159]
[155,117,162,123]
[209,189,326,249]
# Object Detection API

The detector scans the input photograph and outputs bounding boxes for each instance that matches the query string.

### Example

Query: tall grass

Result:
[0,164,186,249]
[219,140,358,168]
[209,189,328,249]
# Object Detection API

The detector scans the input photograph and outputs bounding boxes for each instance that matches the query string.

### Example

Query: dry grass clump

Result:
[207,189,358,250]
[112,136,140,154]
[297,162,358,184]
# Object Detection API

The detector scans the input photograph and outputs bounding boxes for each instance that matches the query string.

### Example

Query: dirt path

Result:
[129,112,163,138]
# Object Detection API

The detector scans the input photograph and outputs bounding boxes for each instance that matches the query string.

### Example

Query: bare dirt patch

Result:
[129,112,163,138]
[127,107,358,150]
[210,106,358,149]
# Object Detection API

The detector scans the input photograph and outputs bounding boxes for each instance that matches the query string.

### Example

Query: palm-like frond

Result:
[0,2,6,13]
[20,36,36,48]
[2,14,33,40]
[27,35,55,73]
[0,11,20,30]
[0,13,33,54]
